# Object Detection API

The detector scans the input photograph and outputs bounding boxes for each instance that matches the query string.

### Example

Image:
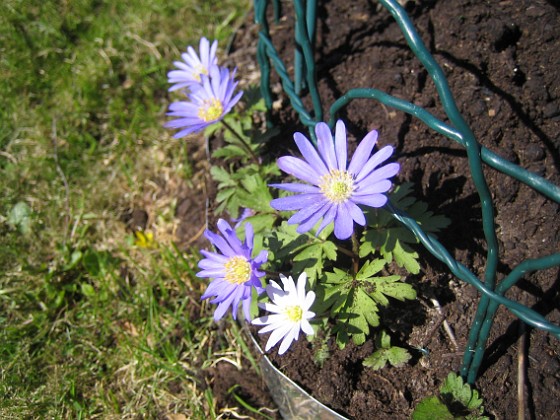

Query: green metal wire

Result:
[258,33,316,129]
[253,0,560,383]
[254,0,274,114]
[386,201,560,337]
[294,8,304,94]
[377,1,502,382]
[329,89,560,203]
[293,0,322,121]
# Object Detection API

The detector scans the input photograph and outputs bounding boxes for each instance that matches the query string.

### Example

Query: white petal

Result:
[264,323,293,352]
[301,319,315,335]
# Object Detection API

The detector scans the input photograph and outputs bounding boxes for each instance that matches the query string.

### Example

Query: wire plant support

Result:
[253,0,560,384]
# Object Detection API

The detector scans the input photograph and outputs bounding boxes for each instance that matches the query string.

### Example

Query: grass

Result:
[0,0,262,417]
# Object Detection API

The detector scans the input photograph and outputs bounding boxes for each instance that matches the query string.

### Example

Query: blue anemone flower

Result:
[197,219,268,321]
[270,120,400,240]
[167,37,219,92]
[165,66,243,138]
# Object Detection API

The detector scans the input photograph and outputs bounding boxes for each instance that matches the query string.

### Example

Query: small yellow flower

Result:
[134,231,156,249]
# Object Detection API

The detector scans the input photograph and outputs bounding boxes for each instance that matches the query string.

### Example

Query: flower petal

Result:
[345,200,366,226]
[300,319,315,335]
[352,193,388,208]
[270,193,324,211]
[269,183,320,194]
[278,326,300,355]
[358,162,400,185]
[354,146,395,183]
[288,199,329,224]
[334,120,348,171]
[347,129,379,175]
[315,123,337,171]
[277,156,322,185]
[294,132,329,176]
[333,205,354,240]
[354,179,393,196]
[264,322,293,352]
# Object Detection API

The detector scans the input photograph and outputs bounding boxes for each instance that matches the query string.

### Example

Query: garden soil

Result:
[173,0,560,418]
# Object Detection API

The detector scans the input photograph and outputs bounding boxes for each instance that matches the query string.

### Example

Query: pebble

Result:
[543,102,560,119]
[524,143,545,161]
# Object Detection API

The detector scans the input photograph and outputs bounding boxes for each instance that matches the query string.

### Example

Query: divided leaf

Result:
[210,163,278,218]
[357,260,417,306]
[360,182,450,274]
[266,222,337,286]
[321,260,415,347]
[440,373,485,414]
[412,372,489,420]
[363,330,412,370]
[412,396,455,420]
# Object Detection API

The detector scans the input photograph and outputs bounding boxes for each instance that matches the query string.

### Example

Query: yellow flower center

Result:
[192,65,208,82]
[285,305,303,322]
[319,169,355,204]
[224,256,252,285]
[198,98,223,122]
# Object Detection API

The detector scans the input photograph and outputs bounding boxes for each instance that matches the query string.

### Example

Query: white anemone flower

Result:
[252,272,315,355]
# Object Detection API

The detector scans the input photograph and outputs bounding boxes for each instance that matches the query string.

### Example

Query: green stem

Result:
[220,119,260,164]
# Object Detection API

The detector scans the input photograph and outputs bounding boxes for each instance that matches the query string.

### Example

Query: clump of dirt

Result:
[182,0,560,418]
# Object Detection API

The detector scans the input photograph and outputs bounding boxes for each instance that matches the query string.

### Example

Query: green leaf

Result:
[363,330,411,370]
[210,163,277,218]
[211,144,247,160]
[360,182,450,274]
[266,221,337,285]
[81,283,95,298]
[363,349,389,370]
[322,259,415,347]
[413,372,489,420]
[355,259,386,279]
[441,373,484,413]
[7,201,33,235]
[412,396,455,420]
[366,275,417,306]
[385,346,412,367]
[322,270,380,347]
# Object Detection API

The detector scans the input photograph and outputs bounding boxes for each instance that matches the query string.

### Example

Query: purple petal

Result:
[197,267,226,278]
[334,120,348,171]
[244,222,254,250]
[347,129,379,175]
[358,162,400,185]
[352,193,388,208]
[345,201,366,226]
[333,205,354,240]
[204,229,236,257]
[315,205,337,235]
[270,193,323,211]
[269,183,320,194]
[293,132,329,176]
[288,199,329,224]
[242,298,252,321]
[217,219,246,257]
[199,249,229,263]
[294,203,331,233]
[315,123,337,171]
[253,249,269,266]
[354,146,395,183]
[354,179,393,196]
[173,125,207,138]
[277,156,322,185]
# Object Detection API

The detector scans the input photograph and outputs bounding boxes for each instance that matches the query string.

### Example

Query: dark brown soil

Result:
[184,0,560,419]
